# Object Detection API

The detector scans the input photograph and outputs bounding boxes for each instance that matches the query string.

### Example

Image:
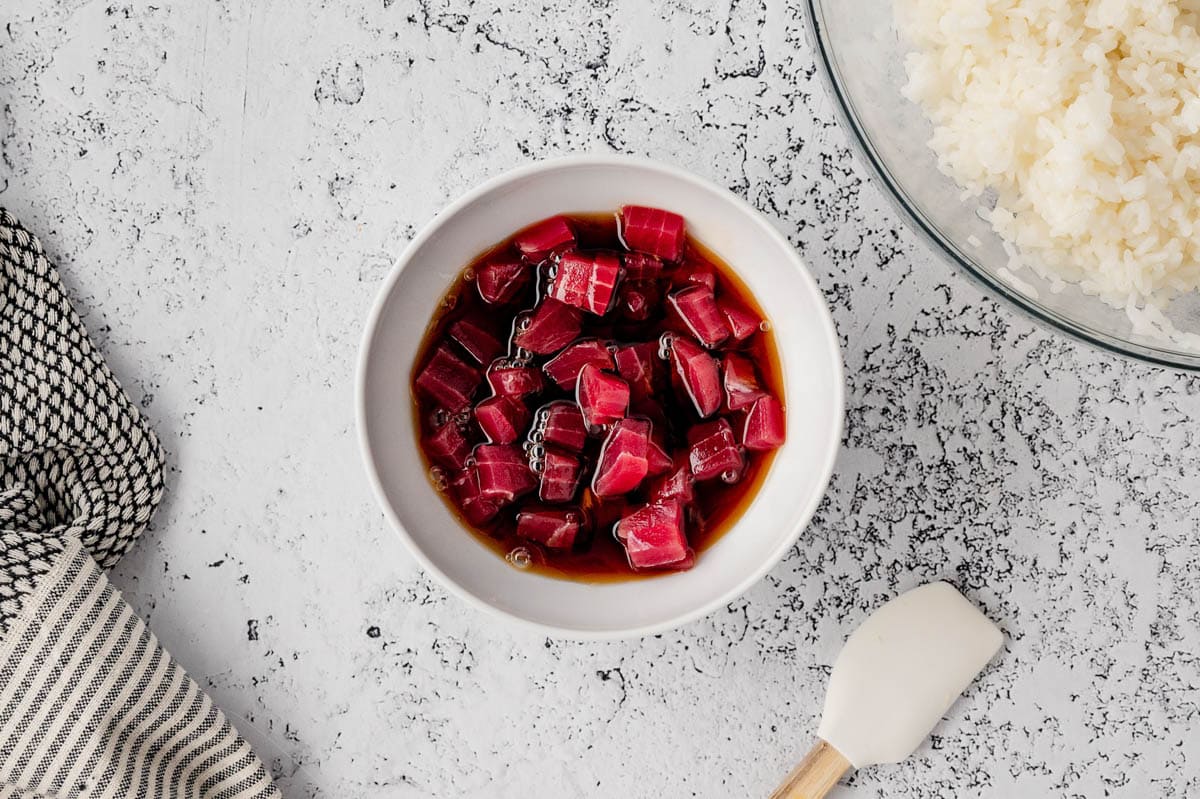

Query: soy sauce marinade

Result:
[411,212,784,582]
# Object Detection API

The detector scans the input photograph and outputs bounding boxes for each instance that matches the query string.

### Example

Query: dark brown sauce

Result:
[411,212,784,582]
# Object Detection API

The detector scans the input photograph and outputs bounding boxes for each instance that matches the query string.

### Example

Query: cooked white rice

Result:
[896,0,1200,332]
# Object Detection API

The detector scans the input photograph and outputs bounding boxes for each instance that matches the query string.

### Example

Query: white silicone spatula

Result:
[770,582,1003,799]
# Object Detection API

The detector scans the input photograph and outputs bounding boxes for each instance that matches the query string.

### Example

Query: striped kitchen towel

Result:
[0,208,280,798]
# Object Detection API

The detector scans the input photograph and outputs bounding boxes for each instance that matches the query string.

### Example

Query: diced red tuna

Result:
[688,418,744,481]
[539,447,583,503]
[648,465,695,504]
[722,353,768,411]
[620,205,686,262]
[576,363,630,428]
[592,418,651,497]
[449,469,501,526]
[513,299,583,355]
[415,343,481,412]
[669,336,722,418]
[617,280,661,322]
[718,295,762,341]
[670,549,696,570]
[542,339,615,390]
[669,285,730,348]
[487,365,545,399]
[474,444,537,503]
[476,256,531,305]
[622,252,663,281]
[612,342,661,398]
[646,440,673,477]
[474,396,531,444]
[514,216,575,262]
[616,501,691,570]
[516,507,581,549]
[448,315,504,365]
[540,401,588,452]
[742,395,786,451]
[549,250,622,315]
[682,263,717,291]
[424,422,472,470]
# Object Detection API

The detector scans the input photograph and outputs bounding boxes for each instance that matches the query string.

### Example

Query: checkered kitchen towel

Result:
[0,209,280,798]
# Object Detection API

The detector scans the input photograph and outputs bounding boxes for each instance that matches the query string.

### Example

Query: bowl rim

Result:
[354,153,845,639]
[803,0,1200,372]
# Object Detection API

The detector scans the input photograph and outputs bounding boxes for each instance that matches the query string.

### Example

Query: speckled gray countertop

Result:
[3,2,1199,796]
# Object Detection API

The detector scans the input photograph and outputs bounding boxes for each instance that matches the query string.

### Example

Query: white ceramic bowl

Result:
[356,155,844,638]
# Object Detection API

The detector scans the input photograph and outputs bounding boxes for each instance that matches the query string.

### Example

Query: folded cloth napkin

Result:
[0,209,280,799]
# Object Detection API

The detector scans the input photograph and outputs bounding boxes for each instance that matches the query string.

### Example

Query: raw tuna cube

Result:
[415,344,481,412]
[616,501,690,570]
[425,422,472,470]
[476,256,531,305]
[742,395,786,451]
[617,280,661,322]
[722,353,768,411]
[670,550,696,570]
[514,216,575,262]
[475,396,531,444]
[669,336,722,418]
[449,469,501,526]
[513,299,583,354]
[688,418,744,481]
[542,339,615,390]
[669,285,730,348]
[448,315,504,365]
[648,465,694,504]
[540,401,588,452]
[620,205,686,262]
[516,507,581,549]
[487,365,544,399]
[613,342,660,398]
[682,264,717,291]
[718,295,762,341]
[540,447,583,503]
[474,444,537,503]
[549,251,622,315]
[577,363,629,427]
[646,440,673,477]
[622,252,663,281]
[592,418,651,497]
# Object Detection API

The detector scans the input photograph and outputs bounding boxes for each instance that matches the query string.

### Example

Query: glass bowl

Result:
[805,0,1200,370]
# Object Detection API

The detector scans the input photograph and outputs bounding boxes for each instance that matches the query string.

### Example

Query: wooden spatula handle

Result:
[769,740,851,799]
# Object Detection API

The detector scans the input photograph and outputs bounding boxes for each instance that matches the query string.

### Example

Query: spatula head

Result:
[817,582,1002,768]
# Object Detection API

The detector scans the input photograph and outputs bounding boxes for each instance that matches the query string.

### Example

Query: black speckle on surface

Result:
[313,61,365,106]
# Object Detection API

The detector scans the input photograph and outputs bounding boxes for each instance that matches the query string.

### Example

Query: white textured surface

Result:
[3,2,1199,796]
